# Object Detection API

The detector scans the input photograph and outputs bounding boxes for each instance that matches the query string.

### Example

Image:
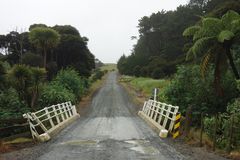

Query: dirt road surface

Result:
[0,72,227,160]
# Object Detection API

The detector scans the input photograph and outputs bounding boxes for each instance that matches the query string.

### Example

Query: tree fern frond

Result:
[185,47,195,61]
[202,18,223,37]
[217,30,235,43]
[192,37,213,56]
[222,10,240,30]
[200,51,212,78]
[183,26,201,37]
[231,19,240,33]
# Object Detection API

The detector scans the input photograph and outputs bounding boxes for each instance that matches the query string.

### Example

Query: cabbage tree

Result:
[29,27,60,68]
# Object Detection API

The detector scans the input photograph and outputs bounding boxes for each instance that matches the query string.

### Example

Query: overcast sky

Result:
[0,0,189,63]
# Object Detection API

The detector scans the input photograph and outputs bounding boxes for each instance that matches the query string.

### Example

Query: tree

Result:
[183,10,240,81]
[53,25,95,77]
[29,27,60,68]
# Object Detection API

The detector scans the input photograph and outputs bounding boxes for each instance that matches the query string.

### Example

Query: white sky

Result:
[0,0,189,63]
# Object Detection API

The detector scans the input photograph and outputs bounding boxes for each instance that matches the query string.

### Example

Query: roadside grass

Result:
[119,75,170,107]
[119,75,170,98]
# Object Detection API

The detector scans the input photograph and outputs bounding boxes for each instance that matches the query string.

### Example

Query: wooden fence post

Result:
[213,113,218,151]
[200,112,204,147]
[183,106,192,137]
[227,115,234,153]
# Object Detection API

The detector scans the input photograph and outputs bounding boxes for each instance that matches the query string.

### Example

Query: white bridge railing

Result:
[23,101,79,141]
[138,99,179,136]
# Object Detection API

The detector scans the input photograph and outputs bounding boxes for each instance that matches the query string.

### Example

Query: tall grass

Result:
[120,75,170,97]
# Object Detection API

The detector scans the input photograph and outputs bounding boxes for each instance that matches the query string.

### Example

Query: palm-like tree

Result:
[183,10,240,83]
[29,27,60,68]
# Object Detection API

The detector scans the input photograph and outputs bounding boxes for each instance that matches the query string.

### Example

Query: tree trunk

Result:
[43,48,47,68]
[225,47,240,80]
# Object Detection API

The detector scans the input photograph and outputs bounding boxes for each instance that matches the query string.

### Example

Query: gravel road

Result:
[0,72,227,160]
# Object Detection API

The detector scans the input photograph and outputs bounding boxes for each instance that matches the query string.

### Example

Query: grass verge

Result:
[119,75,170,105]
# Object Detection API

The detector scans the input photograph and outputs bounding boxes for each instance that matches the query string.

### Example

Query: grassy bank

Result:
[119,75,170,106]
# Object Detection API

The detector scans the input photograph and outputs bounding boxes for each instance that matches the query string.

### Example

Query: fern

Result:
[217,30,235,43]
[192,37,213,56]
[183,26,200,37]
[231,19,240,33]
[221,10,240,30]
[200,51,212,78]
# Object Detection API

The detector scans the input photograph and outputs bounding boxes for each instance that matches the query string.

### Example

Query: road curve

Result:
[34,72,184,160]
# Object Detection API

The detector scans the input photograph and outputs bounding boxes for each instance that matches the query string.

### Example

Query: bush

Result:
[21,52,43,67]
[92,69,104,81]
[54,68,86,99]
[164,65,238,116]
[39,83,76,107]
[0,88,28,119]
[204,99,240,150]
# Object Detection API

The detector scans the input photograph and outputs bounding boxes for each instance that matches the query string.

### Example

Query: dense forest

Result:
[0,24,101,122]
[0,24,95,78]
[117,0,240,78]
[118,0,240,151]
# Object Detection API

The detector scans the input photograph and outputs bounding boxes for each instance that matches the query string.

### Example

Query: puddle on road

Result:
[124,140,159,155]
[60,140,98,146]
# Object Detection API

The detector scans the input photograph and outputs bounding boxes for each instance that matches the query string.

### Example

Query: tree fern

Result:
[217,30,235,43]
[183,26,201,37]
[221,10,240,30]
[192,37,213,56]
[200,50,212,78]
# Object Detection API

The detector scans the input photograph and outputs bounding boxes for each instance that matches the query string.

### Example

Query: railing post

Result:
[158,103,165,124]
[58,104,64,121]
[63,103,69,119]
[153,103,160,121]
[163,105,171,130]
[45,107,54,128]
[54,105,60,124]
[32,113,48,132]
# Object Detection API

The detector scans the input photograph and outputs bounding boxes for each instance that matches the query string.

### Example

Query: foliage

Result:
[91,69,104,82]
[39,83,76,107]
[7,65,46,108]
[53,25,95,77]
[0,88,28,119]
[117,4,202,77]
[183,10,240,82]
[54,68,87,99]
[163,65,238,115]
[204,98,240,150]
[29,27,60,68]
[21,52,43,67]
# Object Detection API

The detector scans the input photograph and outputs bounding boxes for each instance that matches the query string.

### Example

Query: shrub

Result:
[39,83,76,107]
[21,52,43,67]
[54,68,86,99]
[92,69,104,81]
[164,65,238,116]
[0,88,28,119]
[204,99,240,150]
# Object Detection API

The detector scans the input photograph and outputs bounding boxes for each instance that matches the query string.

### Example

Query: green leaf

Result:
[231,19,240,33]
[221,10,240,30]
[217,30,235,43]
[192,37,213,56]
[201,18,223,37]
[183,26,201,37]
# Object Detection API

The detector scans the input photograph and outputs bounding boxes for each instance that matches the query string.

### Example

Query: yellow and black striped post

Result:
[173,112,181,139]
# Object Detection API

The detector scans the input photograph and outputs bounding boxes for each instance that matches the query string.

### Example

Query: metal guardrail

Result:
[23,101,79,141]
[139,99,179,136]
